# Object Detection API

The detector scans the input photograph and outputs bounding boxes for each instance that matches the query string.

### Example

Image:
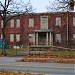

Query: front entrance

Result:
[32,30,53,46]
[38,33,46,45]
[29,30,53,46]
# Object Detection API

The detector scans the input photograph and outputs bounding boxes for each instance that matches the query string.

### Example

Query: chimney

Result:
[69,0,74,10]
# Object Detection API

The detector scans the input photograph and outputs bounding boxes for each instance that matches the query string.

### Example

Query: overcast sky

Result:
[30,0,50,12]
[23,0,52,13]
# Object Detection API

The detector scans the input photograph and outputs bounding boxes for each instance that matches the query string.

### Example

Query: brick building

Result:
[0,0,75,48]
[0,12,75,47]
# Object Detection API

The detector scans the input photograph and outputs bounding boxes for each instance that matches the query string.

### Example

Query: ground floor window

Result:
[55,34,61,43]
[29,34,35,43]
[73,34,75,39]
[0,34,2,39]
[16,34,20,42]
[10,34,14,42]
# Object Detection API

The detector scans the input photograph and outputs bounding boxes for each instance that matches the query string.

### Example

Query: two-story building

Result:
[0,11,75,48]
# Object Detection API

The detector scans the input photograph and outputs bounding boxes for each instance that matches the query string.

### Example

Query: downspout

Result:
[67,11,69,47]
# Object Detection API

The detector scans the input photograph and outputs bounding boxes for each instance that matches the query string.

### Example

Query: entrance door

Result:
[38,33,46,45]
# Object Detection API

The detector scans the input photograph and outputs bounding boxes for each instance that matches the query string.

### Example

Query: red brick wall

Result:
[0,12,75,47]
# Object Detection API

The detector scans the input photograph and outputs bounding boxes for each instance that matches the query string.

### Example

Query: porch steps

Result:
[29,45,75,51]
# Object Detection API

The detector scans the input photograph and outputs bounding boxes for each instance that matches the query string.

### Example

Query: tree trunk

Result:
[2,28,6,56]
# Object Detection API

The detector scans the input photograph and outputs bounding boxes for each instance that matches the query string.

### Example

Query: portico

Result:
[33,29,53,46]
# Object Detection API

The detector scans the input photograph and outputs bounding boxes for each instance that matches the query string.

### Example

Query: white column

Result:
[36,33,38,46]
[50,32,52,45]
[33,33,35,46]
[46,32,48,45]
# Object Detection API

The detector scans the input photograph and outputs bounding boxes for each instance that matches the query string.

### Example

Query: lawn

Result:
[42,51,75,57]
[0,48,29,55]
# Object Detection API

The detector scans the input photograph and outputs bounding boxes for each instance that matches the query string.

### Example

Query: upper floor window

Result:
[10,19,14,28]
[55,33,61,43]
[10,34,14,42]
[41,16,48,29]
[16,34,20,42]
[16,19,20,28]
[1,20,3,28]
[29,18,34,27]
[56,17,61,27]
[73,17,75,26]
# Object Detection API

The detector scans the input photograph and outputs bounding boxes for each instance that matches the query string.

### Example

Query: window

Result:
[29,34,35,42]
[1,20,3,28]
[29,18,34,27]
[56,17,61,26]
[73,17,75,26]
[16,34,20,42]
[10,34,14,42]
[55,34,61,43]
[1,34,2,39]
[16,19,20,28]
[73,34,75,39]
[10,19,14,28]
[41,16,48,29]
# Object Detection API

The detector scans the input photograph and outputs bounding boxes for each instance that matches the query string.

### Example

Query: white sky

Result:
[30,0,50,12]
[22,0,51,13]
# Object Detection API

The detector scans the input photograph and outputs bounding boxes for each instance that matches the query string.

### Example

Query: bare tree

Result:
[0,0,34,56]
[47,0,75,12]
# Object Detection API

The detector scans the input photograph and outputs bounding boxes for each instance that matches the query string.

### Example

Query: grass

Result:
[0,47,75,57]
[0,48,29,55]
[43,51,75,56]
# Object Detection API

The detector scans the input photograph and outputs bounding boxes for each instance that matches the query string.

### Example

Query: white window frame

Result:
[29,18,34,27]
[1,20,3,28]
[56,17,61,27]
[55,34,61,43]
[29,34,35,42]
[73,34,75,39]
[10,34,14,42]
[16,19,20,28]
[16,34,20,42]
[10,19,14,28]
[73,17,75,26]
[1,34,2,39]
[41,16,48,29]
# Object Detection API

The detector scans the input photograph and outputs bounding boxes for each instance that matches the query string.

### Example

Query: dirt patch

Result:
[0,70,44,75]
